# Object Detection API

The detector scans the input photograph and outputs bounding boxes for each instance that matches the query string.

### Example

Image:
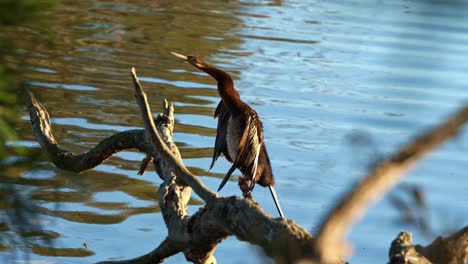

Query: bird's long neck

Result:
[197,63,243,114]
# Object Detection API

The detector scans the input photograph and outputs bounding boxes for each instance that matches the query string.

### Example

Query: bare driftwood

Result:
[25,67,468,264]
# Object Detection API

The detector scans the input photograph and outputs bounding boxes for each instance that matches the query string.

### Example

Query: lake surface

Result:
[4,0,468,263]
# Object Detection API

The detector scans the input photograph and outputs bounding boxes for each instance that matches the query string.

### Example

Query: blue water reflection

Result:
[7,0,468,263]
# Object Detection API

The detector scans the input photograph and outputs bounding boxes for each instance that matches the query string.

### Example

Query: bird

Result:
[171,52,284,218]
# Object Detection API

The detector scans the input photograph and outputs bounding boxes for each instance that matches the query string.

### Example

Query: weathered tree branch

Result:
[388,231,432,264]
[388,226,468,264]
[25,70,318,264]
[314,106,468,263]
[128,67,316,264]
[25,68,468,264]
[415,226,468,264]
[97,238,183,264]
[130,67,217,203]
[25,91,152,172]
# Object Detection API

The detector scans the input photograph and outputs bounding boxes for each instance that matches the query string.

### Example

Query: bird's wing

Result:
[233,111,263,183]
[217,111,263,192]
[210,100,232,171]
[214,99,223,119]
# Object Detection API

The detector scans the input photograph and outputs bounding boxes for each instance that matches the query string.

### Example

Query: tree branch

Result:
[415,226,468,264]
[128,67,317,264]
[130,67,217,203]
[26,67,468,264]
[388,226,468,264]
[97,238,183,264]
[25,91,152,172]
[388,231,432,264]
[26,77,317,264]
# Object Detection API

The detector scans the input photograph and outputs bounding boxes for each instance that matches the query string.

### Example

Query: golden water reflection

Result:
[4,0,244,259]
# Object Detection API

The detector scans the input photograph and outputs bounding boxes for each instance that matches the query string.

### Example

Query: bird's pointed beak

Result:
[171,51,188,61]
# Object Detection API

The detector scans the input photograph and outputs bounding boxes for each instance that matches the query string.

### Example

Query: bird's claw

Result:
[238,177,253,199]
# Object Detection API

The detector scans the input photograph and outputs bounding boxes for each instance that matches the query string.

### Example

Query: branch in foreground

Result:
[315,106,468,263]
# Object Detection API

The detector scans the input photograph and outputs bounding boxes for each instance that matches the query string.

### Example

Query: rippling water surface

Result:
[4,0,468,263]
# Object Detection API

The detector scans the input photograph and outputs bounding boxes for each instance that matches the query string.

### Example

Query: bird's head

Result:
[171,52,208,69]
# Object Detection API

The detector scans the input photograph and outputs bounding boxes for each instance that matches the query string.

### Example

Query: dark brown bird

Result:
[171,52,284,218]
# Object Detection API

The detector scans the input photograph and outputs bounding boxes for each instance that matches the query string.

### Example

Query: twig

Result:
[137,155,153,175]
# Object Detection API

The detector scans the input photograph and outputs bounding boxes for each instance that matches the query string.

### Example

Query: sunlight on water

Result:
[4,0,468,263]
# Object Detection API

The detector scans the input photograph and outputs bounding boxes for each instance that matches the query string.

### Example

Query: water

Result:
[4,0,468,263]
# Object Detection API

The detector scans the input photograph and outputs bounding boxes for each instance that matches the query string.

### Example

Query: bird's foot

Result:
[238,177,252,199]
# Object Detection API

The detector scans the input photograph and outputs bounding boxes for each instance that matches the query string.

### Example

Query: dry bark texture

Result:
[389,232,432,264]
[415,226,468,264]
[389,227,468,264]
[24,68,468,264]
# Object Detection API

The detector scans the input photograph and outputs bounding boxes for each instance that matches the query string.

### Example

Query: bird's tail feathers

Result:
[217,163,237,192]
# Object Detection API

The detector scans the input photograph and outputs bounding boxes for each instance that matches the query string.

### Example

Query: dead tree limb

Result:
[25,71,317,263]
[130,67,217,203]
[25,67,468,264]
[25,91,152,172]
[415,226,468,264]
[388,226,468,264]
[128,67,316,264]
[388,232,432,264]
